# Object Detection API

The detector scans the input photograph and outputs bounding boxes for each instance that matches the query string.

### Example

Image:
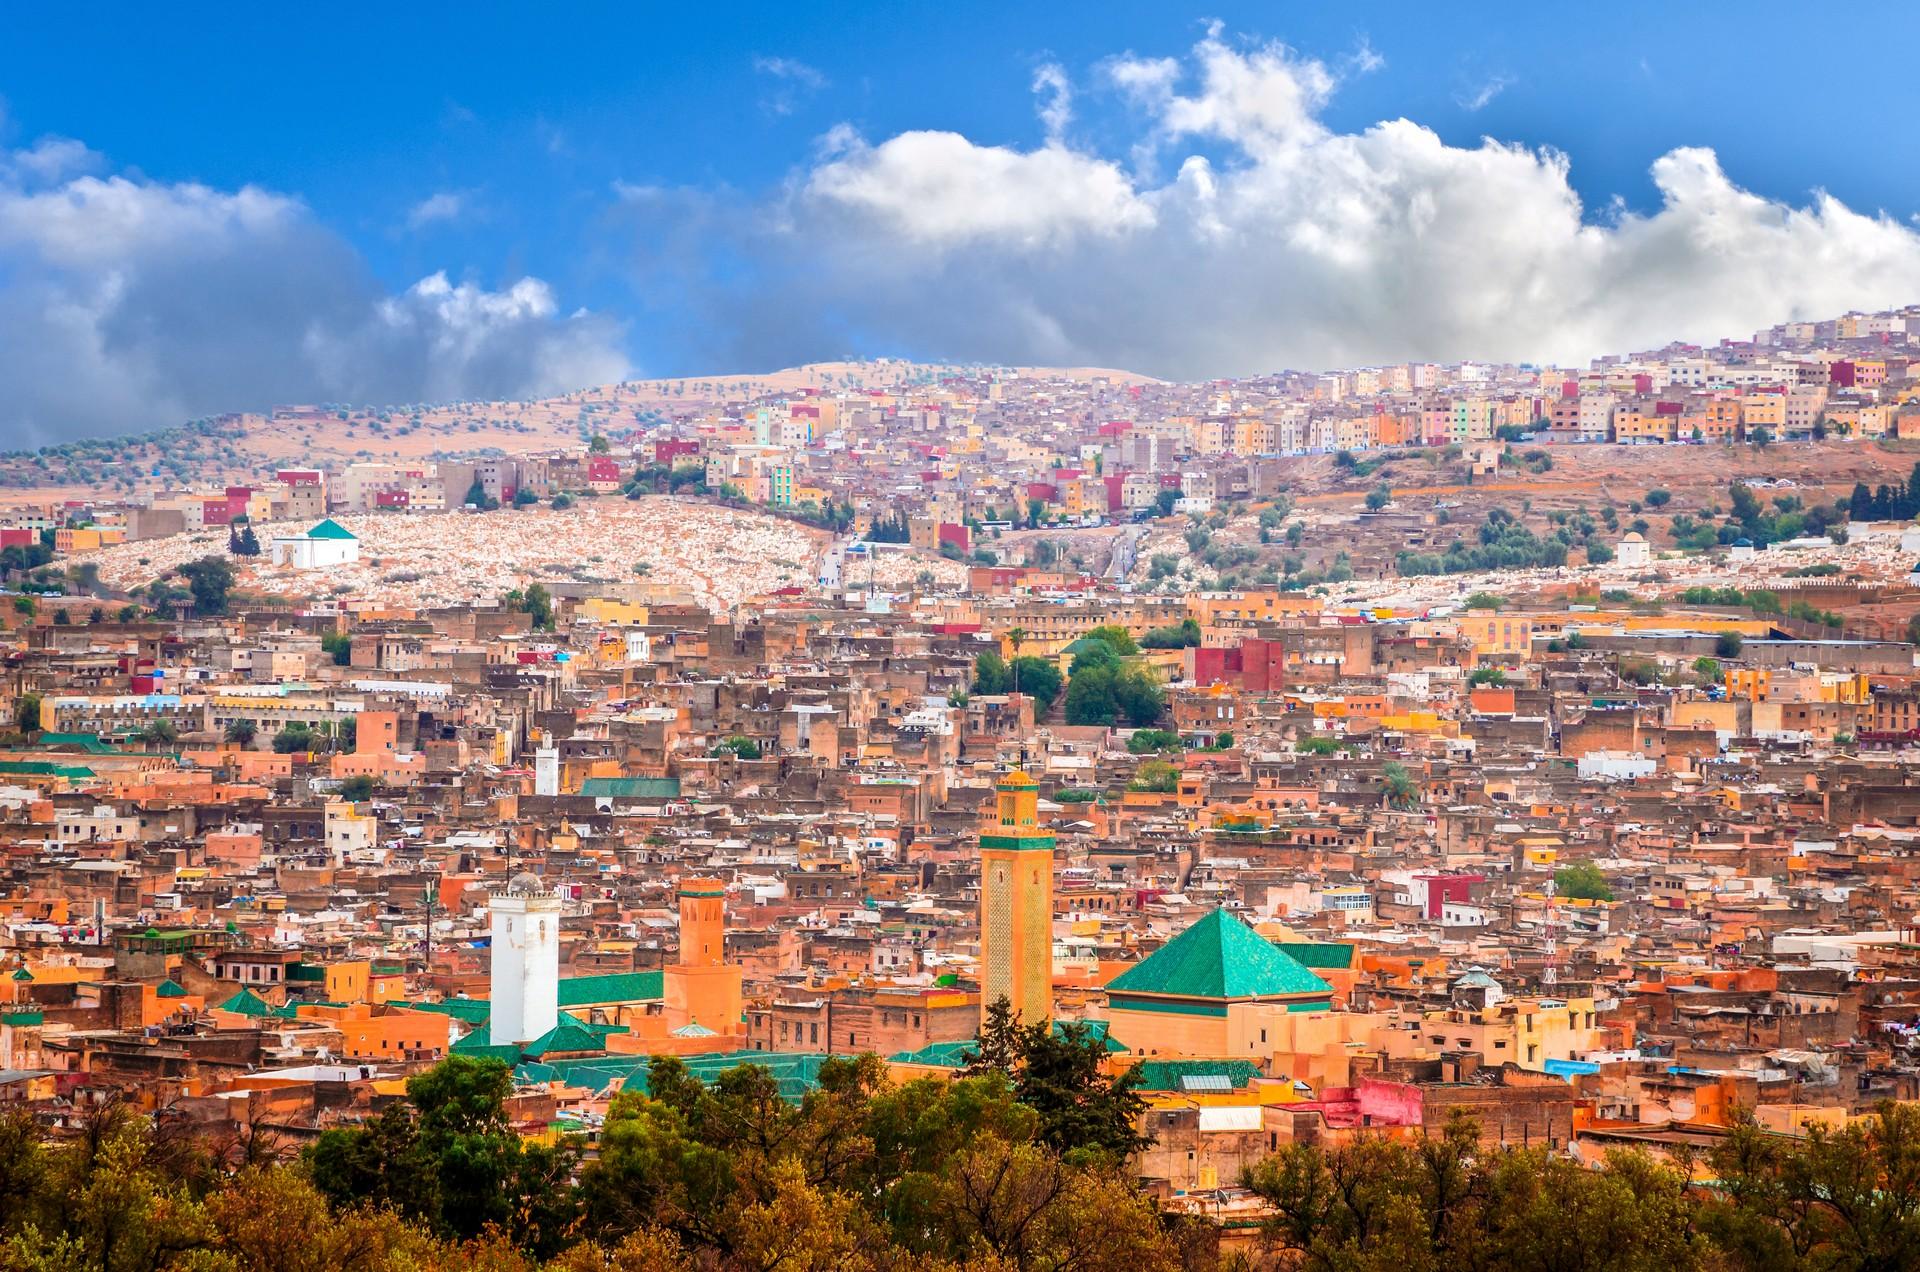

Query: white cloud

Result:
[0,149,627,444]
[753,56,829,116]
[1032,62,1073,144]
[670,28,1920,379]
[0,135,104,185]
[405,190,468,229]
[1455,73,1514,112]
[1344,36,1385,76]
[803,130,1151,250]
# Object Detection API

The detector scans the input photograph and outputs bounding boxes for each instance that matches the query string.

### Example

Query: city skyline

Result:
[7,5,1920,442]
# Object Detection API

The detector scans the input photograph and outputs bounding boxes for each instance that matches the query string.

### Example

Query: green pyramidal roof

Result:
[215,988,273,1017]
[306,518,357,540]
[1108,908,1333,1000]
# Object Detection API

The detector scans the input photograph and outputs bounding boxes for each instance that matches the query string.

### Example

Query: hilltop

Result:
[0,359,1152,506]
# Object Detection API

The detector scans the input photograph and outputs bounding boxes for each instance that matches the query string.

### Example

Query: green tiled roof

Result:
[891,1020,1126,1069]
[306,518,357,540]
[557,971,662,1008]
[1132,1059,1262,1092]
[34,733,118,754]
[155,979,188,998]
[402,997,493,1025]
[1283,942,1356,970]
[579,776,683,799]
[521,1019,612,1059]
[449,1034,523,1063]
[516,1050,842,1099]
[215,988,272,1017]
[890,1039,975,1067]
[0,761,94,779]
[1107,909,1333,1001]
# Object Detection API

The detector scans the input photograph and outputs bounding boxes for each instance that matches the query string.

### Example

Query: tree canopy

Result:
[3,1061,1920,1269]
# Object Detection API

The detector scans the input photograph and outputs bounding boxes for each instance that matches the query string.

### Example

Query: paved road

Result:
[1105,524,1148,581]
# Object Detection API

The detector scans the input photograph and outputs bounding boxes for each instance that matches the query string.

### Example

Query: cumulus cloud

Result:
[671,28,1920,378]
[0,148,627,445]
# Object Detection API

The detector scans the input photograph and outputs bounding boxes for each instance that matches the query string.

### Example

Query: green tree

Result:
[337,775,377,801]
[1113,668,1165,727]
[973,650,1010,695]
[309,1056,580,1255]
[1064,665,1122,726]
[320,631,352,666]
[177,555,235,616]
[272,722,316,753]
[1084,624,1139,655]
[13,693,40,735]
[1127,728,1180,754]
[1130,759,1179,793]
[1380,760,1419,809]
[223,718,258,747]
[711,735,762,760]
[1700,1102,1920,1271]
[1468,667,1508,687]
[1009,656,1063,713]
[1139,618,1201,649]
[1716,630,1745,658]
[503,583,554,630]
[1554,861,1615,901]
[1069,639,1121,678]
[960,999,1149,1161]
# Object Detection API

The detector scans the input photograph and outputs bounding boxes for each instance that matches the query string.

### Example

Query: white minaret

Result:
[489,873,563,1045]
[534,743,560,797]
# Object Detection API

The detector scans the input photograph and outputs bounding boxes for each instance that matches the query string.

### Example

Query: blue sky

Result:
[2,4,1918,439]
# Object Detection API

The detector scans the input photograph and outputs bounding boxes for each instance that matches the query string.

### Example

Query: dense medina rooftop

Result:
[4,306,1920,1264]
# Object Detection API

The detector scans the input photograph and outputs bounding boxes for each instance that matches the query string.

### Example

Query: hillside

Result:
[0,359,1152,506]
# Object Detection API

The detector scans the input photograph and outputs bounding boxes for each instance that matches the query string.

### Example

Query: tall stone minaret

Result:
[978,769,1055,1027]
[490,873,563,1045]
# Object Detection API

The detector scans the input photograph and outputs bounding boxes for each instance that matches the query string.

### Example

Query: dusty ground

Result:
[1104,440,1920,600]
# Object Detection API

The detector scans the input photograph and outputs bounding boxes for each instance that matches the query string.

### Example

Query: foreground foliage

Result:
[3,1060,1919,1271]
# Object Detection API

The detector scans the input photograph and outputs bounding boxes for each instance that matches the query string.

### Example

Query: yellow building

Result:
[979,770,1055,1027]
[1456,612,1536,658]
[575,598,651,627]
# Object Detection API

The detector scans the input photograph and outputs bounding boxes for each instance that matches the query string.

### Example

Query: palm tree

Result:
[223,719,258,747]
[1380,761,1419,810]
[1007,627,1027,698]
[139,719,177,746]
